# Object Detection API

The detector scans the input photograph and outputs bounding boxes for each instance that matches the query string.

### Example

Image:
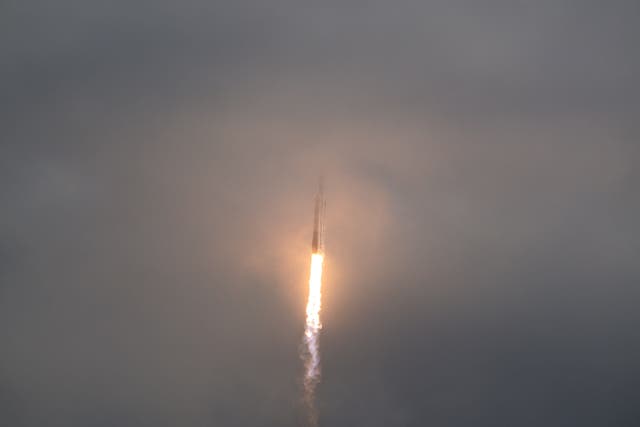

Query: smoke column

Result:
[302,253,324,426]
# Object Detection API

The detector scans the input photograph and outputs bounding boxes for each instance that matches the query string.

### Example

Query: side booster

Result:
[311,180,326,254]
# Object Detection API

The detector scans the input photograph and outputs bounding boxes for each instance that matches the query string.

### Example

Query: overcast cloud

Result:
[1,1,639,426]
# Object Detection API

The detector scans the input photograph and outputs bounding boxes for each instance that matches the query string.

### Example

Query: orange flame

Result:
[302,253,324,426]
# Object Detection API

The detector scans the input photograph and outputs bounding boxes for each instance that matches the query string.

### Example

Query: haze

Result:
[1,1,639,426]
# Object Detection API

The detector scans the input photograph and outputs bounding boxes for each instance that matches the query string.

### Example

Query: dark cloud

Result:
[1,1,639,426]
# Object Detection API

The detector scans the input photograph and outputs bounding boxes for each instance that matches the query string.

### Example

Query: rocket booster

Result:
[311,180,325,254]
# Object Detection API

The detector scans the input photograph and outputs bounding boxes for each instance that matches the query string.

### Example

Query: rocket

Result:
[311,179,326,254]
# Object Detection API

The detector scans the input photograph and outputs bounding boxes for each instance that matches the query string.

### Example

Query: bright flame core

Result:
[302,252,324,426]
[305,253,324,337]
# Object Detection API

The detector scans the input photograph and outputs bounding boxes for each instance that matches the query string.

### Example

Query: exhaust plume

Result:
[302,253,324,426]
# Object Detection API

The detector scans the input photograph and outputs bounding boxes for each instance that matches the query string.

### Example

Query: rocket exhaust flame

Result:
[301,181,325,427]
[302,253,323,426]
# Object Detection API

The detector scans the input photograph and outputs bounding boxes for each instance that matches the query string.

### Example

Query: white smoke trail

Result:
[301,253,324,427]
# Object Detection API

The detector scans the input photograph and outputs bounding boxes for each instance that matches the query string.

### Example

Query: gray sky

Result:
[1,1,639,426]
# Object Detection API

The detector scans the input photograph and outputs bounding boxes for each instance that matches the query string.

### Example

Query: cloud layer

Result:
[1,1,639,426]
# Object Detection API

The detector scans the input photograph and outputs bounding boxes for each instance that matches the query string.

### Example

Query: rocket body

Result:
[311,181,325,254]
